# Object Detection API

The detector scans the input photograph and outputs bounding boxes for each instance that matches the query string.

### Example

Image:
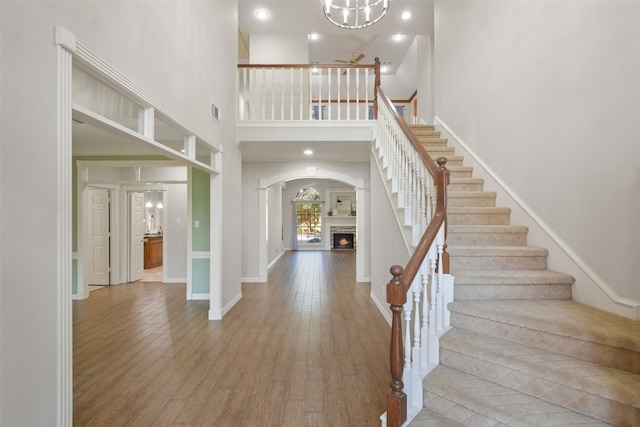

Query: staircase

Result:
[407,124,640,427]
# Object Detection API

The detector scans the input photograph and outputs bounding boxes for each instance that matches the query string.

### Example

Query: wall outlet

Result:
[195,220,200,228]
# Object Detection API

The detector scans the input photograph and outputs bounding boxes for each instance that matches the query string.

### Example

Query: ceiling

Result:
[238,0,434,74]
[73,0,433,164]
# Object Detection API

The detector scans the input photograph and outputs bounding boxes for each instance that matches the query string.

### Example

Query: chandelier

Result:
[322,0,389,30]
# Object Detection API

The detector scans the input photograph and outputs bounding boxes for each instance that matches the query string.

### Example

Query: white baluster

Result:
[421,272,429,370]
[337,68,341,120]
[250,68,256,121]
[318,68,322,120]
[289,68,293,120]
[241,68,247,120]
[404,295,413,374]
[308,68,313,120]
[365,69,369,120]
[429,253,439,365]
[346,68,350,120]
[299,68,303,120]
[271,68,275,120]
[281,68,285,120]
[437,234,445,332]
[261,68,266,120]
[355,68,360,120]
[327,66,332,120]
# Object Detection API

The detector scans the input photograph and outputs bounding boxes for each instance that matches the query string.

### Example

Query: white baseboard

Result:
[370,290,392,326]
[435,116,640,320]
[190,293,210,301]
[164,277,187,284]
[223,291,243,316]
[268,251,284,269]
[241,276,265,283]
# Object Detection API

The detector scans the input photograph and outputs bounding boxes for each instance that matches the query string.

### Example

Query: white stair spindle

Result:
[271,68,275,120]
[337,68,341,120]
[346,68,350,120]
[308,68,313,120]
[356,68,360,120]
[327,66,332,120]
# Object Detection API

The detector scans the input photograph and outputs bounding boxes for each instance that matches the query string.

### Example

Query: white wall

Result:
[416,34,434,124]
[0,1,239,424]
[369,157,411,323]
[250,34,309,64]
[434,1,640,303]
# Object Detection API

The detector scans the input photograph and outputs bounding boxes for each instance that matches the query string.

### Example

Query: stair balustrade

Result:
[375,88,453,427]
[237,59,380,121]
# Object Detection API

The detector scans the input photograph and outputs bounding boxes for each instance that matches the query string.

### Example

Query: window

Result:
[295,187,322,245]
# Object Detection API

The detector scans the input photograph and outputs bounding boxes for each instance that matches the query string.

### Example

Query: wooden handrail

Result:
[378,87,450,427]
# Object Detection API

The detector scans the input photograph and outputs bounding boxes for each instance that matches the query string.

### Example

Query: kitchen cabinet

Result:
[144,235,163,269]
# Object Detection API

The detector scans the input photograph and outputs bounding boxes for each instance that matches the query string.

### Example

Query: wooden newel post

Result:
[386,265,407,427]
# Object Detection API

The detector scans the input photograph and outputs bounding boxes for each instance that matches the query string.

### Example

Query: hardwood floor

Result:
[73,250,391,426]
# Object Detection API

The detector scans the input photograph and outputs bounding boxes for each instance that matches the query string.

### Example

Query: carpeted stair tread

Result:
[420,366,613,426]
[448,300,640,354]
[440,328,640,426]
[448,191,497,198]
[453,269,574,285]
[448,206,510,214]
[448,245,548,257]
[449,224,527,233]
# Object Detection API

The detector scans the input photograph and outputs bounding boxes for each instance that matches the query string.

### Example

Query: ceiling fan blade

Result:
[335,59,349,63]
[354,53,365,63]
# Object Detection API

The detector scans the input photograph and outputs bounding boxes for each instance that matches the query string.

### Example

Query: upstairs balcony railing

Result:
[237,59,380,121]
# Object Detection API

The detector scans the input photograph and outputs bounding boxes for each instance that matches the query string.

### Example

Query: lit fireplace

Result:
[333,233,354,250]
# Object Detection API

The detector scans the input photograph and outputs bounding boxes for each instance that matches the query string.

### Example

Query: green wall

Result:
[192,258,210,294]
[191,168,211,251]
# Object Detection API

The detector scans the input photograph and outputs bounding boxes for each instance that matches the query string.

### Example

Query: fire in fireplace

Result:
[333,233,354,250]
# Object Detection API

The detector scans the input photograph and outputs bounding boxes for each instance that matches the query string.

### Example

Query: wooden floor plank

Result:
[73,250,390,425]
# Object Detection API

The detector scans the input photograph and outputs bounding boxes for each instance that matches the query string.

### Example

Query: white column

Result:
[258,178,268,282]
[55,24,75,427]
[209,158,223,320]
[356,179,370,282]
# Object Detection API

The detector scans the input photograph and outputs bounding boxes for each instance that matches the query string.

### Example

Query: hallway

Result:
[73,250,390,426]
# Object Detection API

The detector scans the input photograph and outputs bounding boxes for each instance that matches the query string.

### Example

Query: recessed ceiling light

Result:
[402,11,411,20]
[381,65,389,73]
[255,9,269,20]
[309,33,319,41]
[304,149,313,155]
[392,34,404,42]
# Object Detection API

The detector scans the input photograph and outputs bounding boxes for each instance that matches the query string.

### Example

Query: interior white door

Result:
[87,188,110,285]
[130,192,145,282]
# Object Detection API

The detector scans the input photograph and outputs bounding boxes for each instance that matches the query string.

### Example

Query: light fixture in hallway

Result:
[321,0,389,30]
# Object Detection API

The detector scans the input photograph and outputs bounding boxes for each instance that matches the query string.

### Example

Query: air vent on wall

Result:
[210,102,220,122]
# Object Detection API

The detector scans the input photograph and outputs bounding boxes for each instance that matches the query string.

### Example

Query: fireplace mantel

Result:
[323,215,356,226]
